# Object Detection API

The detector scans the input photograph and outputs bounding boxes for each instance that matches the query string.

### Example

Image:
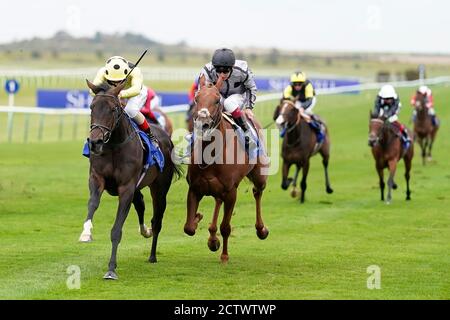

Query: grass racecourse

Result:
[0,85,449,300]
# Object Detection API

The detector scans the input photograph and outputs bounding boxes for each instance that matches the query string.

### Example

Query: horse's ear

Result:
[110,81,126,97]
[215,76,223,90]
[198,75,206,90]
[86,80,102,95]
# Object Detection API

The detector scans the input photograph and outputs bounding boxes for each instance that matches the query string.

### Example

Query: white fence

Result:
[1,76,449,143]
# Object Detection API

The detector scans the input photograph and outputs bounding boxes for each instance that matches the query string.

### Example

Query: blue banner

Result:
[36,77,360,108]
[255,77,360,92]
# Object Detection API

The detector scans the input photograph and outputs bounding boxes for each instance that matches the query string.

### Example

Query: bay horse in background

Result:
[368,111,414,203]
[273,100,333,203]
[413,91,438,165]
[79,80,181,280]
[184,77,269,263]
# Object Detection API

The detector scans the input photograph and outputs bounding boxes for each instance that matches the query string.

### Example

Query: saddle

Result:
[222,112,263,159]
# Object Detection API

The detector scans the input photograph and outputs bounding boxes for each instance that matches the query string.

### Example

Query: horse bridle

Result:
[369,118,387,145]
[90,93,124,144]
[194,91,223,137]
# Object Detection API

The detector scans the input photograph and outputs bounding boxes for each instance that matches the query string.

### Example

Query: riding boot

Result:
[138,120,159,149]
[234,115,257,150]
[431,115,438,127]
[398,125,411,150]
[308,119,325,143]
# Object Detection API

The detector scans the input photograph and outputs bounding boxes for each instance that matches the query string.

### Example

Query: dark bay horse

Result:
[79,80,181,280]
[274,100,333,202]
[413,92,438,165]
[368,112,414,203]
[184,78,269,263]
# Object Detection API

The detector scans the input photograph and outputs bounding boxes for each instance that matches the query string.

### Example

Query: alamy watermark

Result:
[66,265,81,290]
[170,127,281,176]
[366,265,381,289]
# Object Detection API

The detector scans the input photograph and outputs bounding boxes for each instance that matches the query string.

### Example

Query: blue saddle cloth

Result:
[82,120,164,172]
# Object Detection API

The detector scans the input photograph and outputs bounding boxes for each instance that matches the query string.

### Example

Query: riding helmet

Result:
[212,48,236,67]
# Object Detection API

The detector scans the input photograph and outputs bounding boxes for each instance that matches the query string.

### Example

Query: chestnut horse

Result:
[413,92,438,165]
[274,100,333,202]
[183,78,269,263]
[368,112,414,203]
[80,81,181,280]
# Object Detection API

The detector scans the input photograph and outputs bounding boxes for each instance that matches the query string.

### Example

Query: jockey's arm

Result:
[89,68,107,96]
[300,83,315,109]
[410,94,417,106]
[244,67,257,109]
[427,94,434,108]
[119,68,144,99]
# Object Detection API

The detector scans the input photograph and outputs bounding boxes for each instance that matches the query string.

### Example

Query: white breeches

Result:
[223,94,245,113]
[125,85,148,118]
[295,97,317,115]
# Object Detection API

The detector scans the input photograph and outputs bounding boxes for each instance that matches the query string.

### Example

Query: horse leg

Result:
[281,161,293,190]
[386,160,397,204]
[105,187,134,279]
[420,138,427,166]
[290,165,300,198]
[208,198,223,252]
[427,136,434,161]
[184,188,203,236]
[247,167,269,239]
[133,190,152,239]
[220,189,237,263]
[376,165,385,201]
[104,184,135,280]
[148,180,170,263]
[320,149,333,194]
[300,160,310,203]
[79,175,104,242]
[404,155,412,201]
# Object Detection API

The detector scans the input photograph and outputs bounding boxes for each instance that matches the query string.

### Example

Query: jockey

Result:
[374,84,411,148]
[410,85,438,126]
[140,86,161,125]
[198,48,258,148]
[91,56,158,147]
[283,71,324,143]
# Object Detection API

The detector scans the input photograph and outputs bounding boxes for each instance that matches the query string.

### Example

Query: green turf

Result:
[0,85,449,299]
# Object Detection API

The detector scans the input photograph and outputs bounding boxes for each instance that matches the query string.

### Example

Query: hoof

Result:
[290,189,299,198]
[184,225,196,236]
[208,238,221,252]
[103,271,118,280]
[392,183,398,190]
[140,225,153,238]
[149,256,157,263]
[220,254,229,264]
[326,187,334,194]
[79,234,93,242]
[256,227,269,240]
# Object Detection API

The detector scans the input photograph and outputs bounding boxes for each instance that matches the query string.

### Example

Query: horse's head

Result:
[275,100,299,132]
[86,80,125,155]
[193,77,223,137]
[368,110,385,147]
[414,91,427,112]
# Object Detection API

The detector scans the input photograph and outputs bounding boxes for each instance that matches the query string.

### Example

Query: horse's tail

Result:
[167,139,184,180]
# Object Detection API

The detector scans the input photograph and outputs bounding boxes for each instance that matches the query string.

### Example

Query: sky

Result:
[1,0,450,53]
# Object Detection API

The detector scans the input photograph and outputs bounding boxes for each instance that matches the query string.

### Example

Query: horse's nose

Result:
[89,139,104,154]
[368,137,376,147]
[202,123,210,130]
